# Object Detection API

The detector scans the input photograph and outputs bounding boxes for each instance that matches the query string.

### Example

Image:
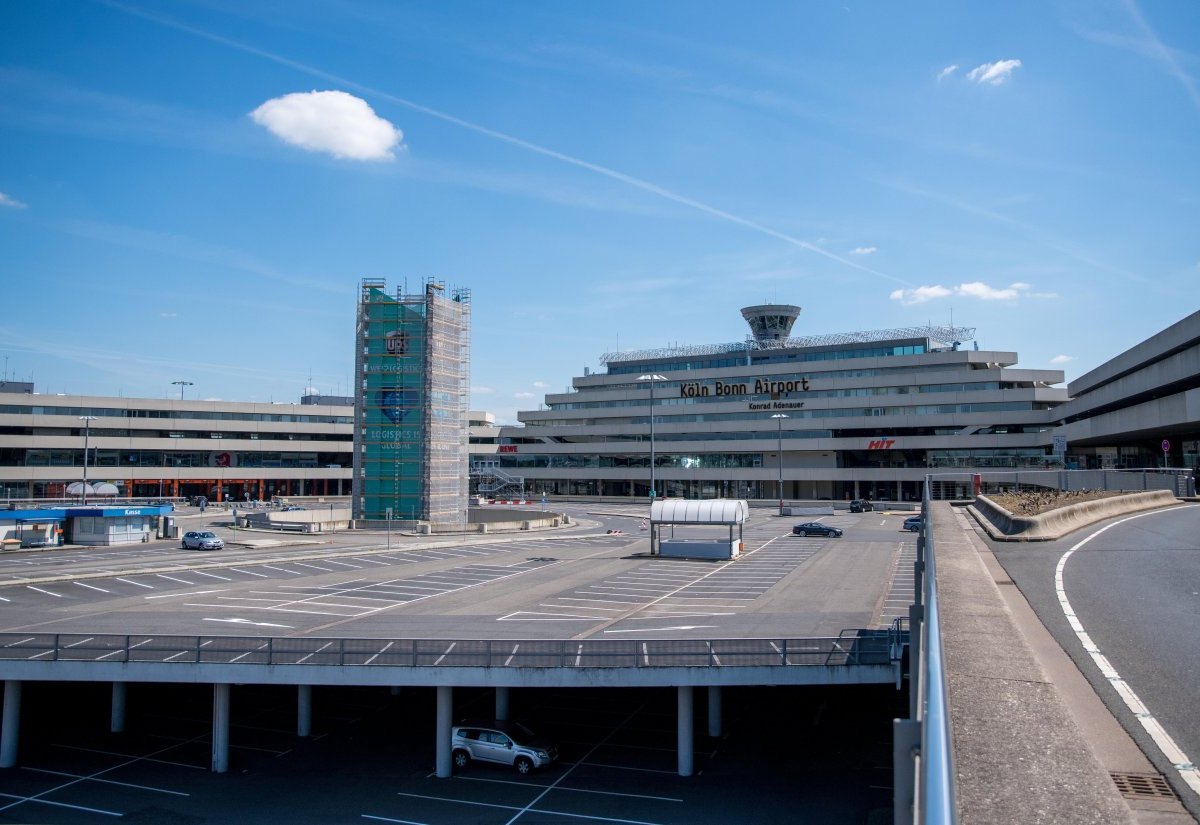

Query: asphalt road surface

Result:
[987,502,1200,817]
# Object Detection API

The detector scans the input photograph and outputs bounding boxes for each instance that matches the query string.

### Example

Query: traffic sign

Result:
[1162,439,1171,452]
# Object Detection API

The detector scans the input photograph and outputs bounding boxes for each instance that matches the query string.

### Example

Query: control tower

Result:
[740,304,801,345]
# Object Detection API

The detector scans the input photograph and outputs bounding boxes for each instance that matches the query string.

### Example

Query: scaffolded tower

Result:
[354,279,471,525]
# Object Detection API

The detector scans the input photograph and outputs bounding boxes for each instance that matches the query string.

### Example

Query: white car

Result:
[182,530,224,550]
[451,721,558,774]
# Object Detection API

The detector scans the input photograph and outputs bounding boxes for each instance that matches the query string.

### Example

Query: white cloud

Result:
[850,246,877,255]
[956,281,1023,301]
[967,59,1022,85]
[937,65,959,81]
[471,385,495,394]
[889,281,1050,306]
[532,381,549,388]
[1050,355,1076,365]
[250,90,403,161]
[0,192,28,209]
[513,391,535,399]
[889,285,952,305]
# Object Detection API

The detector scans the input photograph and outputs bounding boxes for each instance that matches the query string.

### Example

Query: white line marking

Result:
[229,568,270,578]
[145,590,226,600]
[74,582,110,593]
[26,586,62,598]
[1055,505,1200,797]
[116,577,154,588]
[606,625,717,633]
[433,642,456,665]
[155,574,193,584]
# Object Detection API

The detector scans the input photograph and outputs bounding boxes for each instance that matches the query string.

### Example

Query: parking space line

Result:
[386,792,666,825]
[193,571,232,581]
[26,586,62,598]
[116,577,155,588]
[155,574,193,584]
[22,766,190,796]
[74,582,110,593]
[145,590,226,600]
[0,791,122,818]
[455,774,683,802]
[229,568,270,578]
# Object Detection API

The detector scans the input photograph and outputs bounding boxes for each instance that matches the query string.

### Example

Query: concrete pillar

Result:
[435,686,453,778]
[895,480,902,502]
[1,680,21,768]
[677,686,694,777]
[707,686,722,738]
[212,683,230,773]
[495,687,510,721]
[297,685,312,737]
[111,682,126,733]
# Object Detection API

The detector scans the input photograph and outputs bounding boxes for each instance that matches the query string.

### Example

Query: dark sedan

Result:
[792,522,843,538]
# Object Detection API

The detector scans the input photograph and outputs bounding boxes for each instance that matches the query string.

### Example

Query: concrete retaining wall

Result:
[967,490,1178,541]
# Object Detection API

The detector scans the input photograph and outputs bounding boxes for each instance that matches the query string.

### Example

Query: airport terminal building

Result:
[0,304,1196,505]
[493,303,1072,502]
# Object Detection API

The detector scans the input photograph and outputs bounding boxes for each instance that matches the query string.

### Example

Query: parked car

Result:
[903,516,922,532]
[792,522,843,538]
[451,720,558,774]
[182,530,224,550]
[849,499,873,513]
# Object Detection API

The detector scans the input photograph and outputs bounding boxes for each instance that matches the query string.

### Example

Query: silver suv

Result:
[451,721,558,774]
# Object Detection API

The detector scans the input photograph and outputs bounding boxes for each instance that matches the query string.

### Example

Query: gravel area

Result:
[987,490,1125,516]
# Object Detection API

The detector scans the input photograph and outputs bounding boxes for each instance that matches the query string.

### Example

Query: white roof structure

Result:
[650,498,749,525]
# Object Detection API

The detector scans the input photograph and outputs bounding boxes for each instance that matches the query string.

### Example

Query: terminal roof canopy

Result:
[650,498,749,525]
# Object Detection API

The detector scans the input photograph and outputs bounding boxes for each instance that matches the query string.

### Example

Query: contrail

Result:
[102,1,909,286]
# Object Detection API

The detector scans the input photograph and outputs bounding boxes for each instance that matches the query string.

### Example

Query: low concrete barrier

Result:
[967,490,1178,541]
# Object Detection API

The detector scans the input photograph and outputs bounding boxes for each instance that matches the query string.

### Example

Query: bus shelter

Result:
[650,499,749,560]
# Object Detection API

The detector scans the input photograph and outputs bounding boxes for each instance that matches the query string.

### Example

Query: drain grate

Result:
[1110,772,1178,800]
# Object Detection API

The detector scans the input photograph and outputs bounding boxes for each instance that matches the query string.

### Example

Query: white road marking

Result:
[1055,505,1200,797]
[145,589,226,600]
[203,618,293,628]
[229,567,270,578]
[117,577,155,589]
[74,582,109,593]
[606,625,717,633]
[27,586,62,598]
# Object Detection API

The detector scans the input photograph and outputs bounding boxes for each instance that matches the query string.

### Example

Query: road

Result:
[987,503,1200,816]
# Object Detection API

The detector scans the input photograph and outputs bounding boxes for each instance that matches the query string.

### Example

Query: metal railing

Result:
[0,632,900,669]
[895,481,957,825]
[927,468,1194,500]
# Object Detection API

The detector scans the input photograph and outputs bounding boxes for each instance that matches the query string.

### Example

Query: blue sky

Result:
[1,0,1197,424]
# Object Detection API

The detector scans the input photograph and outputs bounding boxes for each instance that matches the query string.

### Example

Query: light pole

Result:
[79,415,98,505]
[771,413,788,516]
[171,380,193,400]
[637,374,666,501]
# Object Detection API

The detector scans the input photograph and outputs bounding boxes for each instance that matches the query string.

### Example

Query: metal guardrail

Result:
[0,633,899,668]
[895,481,957,825]
[927,468,1194,500]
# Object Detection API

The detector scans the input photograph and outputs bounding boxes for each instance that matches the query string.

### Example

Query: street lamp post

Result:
[771,414,788,516]
[79,415,98,505]
[171,380,193,400]
[637,374,666,501]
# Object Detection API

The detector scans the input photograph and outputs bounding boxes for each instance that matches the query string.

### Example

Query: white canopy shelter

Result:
[648,498,749,560]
